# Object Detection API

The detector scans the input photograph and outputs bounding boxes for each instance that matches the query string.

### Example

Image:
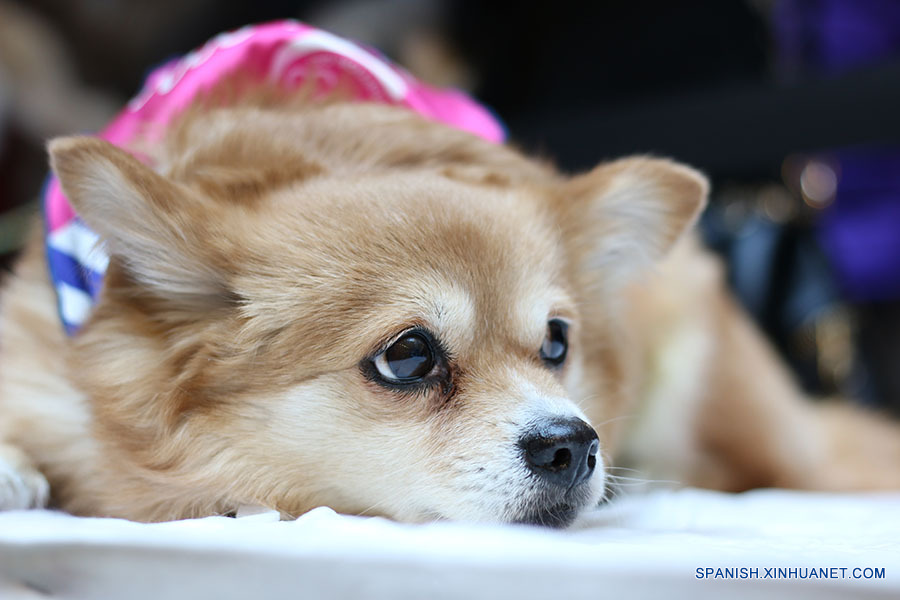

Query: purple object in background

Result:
[774,0,900,302]
[775,0,900,76]
[819,148,900,302]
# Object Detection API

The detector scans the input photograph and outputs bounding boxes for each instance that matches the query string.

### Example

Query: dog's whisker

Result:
[605,473,682,487]
[604,465,646,473]
[592,413,636,429]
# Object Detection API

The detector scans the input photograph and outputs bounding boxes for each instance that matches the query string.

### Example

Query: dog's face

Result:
[48,104,706,525]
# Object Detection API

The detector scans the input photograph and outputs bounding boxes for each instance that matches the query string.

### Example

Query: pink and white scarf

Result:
[43,20,505,334]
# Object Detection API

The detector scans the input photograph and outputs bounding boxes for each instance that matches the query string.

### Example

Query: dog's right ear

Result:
[48,136,226,301]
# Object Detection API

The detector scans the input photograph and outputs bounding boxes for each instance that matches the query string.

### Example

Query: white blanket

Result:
[1,488,898,599]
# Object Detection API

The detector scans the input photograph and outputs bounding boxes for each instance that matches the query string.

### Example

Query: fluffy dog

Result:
[1,25,899,527]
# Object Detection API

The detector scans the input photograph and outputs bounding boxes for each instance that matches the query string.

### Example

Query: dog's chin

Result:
[512,502,581,528]
[509,480,601,528]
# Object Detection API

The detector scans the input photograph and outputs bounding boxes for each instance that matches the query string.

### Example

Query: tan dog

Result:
[1,92,898,526]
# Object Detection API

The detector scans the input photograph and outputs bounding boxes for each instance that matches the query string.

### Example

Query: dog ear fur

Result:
[555,156,708,292]
[48,136,227,301]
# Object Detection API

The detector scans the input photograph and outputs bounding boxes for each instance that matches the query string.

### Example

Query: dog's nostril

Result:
[550,448,571,471]
[587,438,599,471]
[520,417,599,489]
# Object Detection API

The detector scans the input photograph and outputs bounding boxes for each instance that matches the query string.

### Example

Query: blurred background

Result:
[1,0,898,414]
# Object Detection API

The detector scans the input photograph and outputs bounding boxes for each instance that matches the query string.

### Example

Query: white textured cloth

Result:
[1,488,898,599]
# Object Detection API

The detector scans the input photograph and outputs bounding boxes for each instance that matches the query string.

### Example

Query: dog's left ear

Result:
[554,156,708,291]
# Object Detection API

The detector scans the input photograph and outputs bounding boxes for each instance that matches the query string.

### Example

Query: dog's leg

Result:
[0,443,49,510]
[690,291,900,492]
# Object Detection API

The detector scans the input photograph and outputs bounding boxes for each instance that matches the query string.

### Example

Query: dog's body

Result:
[2,37,899,525]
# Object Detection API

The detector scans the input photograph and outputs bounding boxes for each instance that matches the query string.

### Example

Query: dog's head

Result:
[49,103,706,525]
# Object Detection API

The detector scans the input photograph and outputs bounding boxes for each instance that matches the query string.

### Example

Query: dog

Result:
[1,21,898,527]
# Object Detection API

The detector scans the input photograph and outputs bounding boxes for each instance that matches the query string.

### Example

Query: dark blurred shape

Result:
[451,0,768,117]
[0,0,119,268]
[18,0,321,95]
[774,0,900,78]
[445,0,900,181]
[702,192,875,407]
[774,0,900,304]
[776,0,900,414]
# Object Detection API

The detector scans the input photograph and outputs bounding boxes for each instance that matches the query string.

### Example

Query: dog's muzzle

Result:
[513,417,600,527]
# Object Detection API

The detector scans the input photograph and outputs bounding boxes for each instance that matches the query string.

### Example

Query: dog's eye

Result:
[540,319,569,367]
[373,332,435,383]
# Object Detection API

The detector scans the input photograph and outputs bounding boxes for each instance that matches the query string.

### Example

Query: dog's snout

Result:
[520,418,599,489]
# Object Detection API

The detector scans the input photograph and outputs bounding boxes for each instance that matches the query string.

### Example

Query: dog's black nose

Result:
[519,418,599,489]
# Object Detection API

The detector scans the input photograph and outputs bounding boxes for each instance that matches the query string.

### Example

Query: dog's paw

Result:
[0,451,50,510]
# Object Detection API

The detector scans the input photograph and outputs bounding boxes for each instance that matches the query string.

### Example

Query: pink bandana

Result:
[43,20,505,334]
